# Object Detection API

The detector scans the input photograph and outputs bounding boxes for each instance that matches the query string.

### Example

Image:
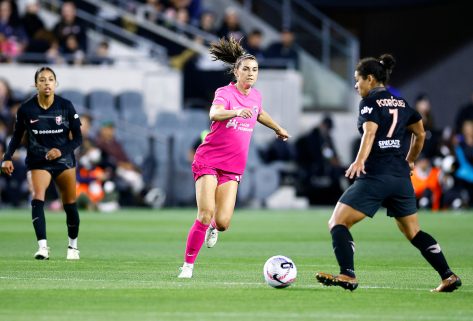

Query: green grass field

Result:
[0,208,472,321]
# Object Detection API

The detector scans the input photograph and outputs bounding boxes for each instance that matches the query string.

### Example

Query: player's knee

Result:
[214,219,230,231]
[31,191,46,201]
[403,227,420,241]
[197,207,214,224]
[328,217,341,230]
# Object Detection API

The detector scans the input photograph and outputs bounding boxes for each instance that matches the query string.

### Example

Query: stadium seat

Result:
[153,111,181,136]
[254,165,280,200]
[60,89,87,111]
[11,88,26,102]
[181,109,210,130]
[88,90,118,123]
[117,91,148,124]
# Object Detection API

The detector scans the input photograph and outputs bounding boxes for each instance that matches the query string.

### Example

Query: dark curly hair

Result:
[356,53,396,84]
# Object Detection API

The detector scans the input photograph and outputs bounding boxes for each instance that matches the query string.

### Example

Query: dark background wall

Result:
[312,0,473,128]
[313,0,473,86]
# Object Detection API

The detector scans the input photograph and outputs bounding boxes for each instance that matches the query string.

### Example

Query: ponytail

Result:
[209,37,256,73]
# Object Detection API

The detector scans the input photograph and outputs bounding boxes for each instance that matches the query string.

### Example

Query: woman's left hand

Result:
[45,148,62,161]
[345,160,366,179]
[275,128,290,141]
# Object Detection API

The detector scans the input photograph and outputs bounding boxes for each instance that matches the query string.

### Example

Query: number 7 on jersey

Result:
[387,108,398,138]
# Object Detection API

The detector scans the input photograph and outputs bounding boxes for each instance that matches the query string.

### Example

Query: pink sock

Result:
[184,219,209,264]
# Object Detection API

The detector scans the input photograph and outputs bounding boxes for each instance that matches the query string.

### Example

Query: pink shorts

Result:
[192,161,242,185]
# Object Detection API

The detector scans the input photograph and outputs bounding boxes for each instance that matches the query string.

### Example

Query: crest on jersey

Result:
[226,118,238,129]
[253,105,259,115]
[55,115,62,125]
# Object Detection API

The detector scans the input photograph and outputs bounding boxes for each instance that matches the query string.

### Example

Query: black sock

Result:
[331,224,356,278]
[64,203,80,239]
[411,230,453,280]
[31,199,46,240]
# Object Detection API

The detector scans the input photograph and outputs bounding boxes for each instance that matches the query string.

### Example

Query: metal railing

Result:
[77,0,218,56]
[240,0,358,82]
[41,0,169,64]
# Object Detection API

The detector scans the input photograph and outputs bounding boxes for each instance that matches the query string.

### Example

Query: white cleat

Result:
[34,247,50,260]
[205,227,218,248]
[178,263,193,279]
[67,246,80,260]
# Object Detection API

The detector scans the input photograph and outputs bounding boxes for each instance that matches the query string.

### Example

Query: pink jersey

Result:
[194,83,263,174]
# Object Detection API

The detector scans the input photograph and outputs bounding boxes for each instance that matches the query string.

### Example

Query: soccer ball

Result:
[263,255,297,288]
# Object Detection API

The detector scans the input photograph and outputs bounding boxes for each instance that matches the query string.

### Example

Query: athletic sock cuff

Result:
[31,199,45,207]
[410,230,435,248]
[194,219,209,231]
[330,224,353,240]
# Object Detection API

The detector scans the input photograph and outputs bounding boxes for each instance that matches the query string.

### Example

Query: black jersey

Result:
[357,88,422,177]
[3,95,82,169]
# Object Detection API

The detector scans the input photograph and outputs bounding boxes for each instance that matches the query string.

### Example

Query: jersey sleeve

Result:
[2,105,26,161]
[358,98,380,125]
[407,105,422,125]
[58,101,82,156]
[211,87,230,110]
[258,90,263,115]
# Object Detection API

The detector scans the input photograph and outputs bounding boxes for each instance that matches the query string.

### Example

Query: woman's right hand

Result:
[1,160,14,176]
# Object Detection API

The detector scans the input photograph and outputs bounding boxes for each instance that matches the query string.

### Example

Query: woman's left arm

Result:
[257,110,290,141]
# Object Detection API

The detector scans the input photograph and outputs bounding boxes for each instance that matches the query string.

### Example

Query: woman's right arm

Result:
[209,104,252,121]
[345,121,378,179]
[1,108,26,175]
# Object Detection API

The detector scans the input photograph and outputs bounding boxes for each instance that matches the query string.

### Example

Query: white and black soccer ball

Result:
[263,255,297,288]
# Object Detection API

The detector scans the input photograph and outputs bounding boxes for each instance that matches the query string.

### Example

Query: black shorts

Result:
[28,162,74,179]
[339,174,417,218]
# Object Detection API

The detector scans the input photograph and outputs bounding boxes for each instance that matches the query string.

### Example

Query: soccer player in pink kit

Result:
[178,37,290,278]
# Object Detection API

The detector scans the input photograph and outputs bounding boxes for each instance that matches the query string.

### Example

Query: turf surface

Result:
[0,208,472,321]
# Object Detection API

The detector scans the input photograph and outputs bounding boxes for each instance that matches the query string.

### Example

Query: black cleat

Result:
[431,274,462,293]
[316,272,358,291]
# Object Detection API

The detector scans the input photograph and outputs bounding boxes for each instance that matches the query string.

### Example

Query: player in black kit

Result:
[315,54,461,292]
[1,67,82,260]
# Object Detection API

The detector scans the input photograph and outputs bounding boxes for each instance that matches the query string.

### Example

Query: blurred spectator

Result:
[414,93,441,159]
[186,0,201,25]
[53,1,88,54]
[0,0,27,61]
[264,29,299,69]
[242,29,264,60]
[411,155,442,211]
[62,34,85,65]
[0,115,28,206]
[197,9,216,35]
[88,40,114,66]
[20,0,44,39]
[75,113,117,211]
[173,7,190,34]
[295,115,344,205]
[95,121,144,206]
[166,0,200,23]
[217,7,244,41]
[453,120,473,207]
[76,146,108,210]
[0,77,13,120]
[260,136,295,164]
[454,91,473,135]
[22,28,59,64]
[138,0,164,24]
